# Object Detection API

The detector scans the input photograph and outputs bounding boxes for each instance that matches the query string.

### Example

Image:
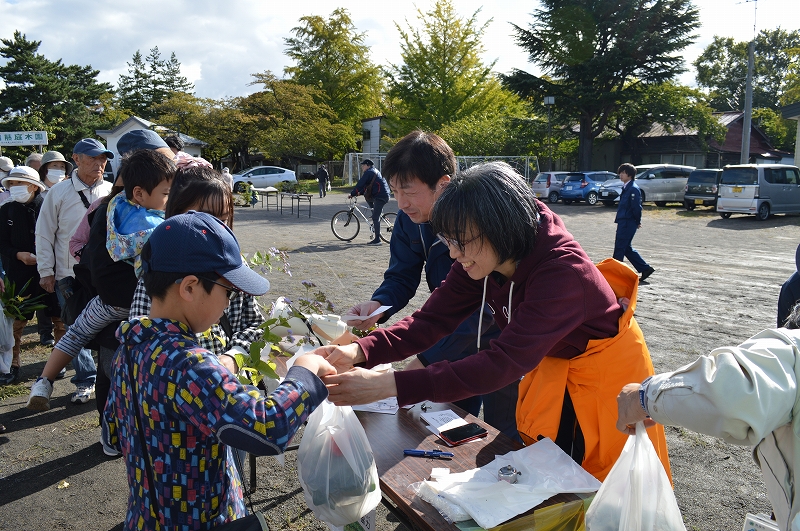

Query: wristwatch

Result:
[639,376,652,416]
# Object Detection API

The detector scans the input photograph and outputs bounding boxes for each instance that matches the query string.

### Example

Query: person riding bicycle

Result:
[348,159,389,246]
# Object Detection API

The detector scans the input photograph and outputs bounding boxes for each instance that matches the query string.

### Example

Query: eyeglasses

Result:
[436,233,479,252]
[175,276,243,301]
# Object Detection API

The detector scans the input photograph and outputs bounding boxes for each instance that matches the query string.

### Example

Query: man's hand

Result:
[344,300,384,330]
[616,383,656,435]
[16,252,37,266]
[40,275,56,293]
[323,368,397,406]
[313,343,364,374]
[219,353,238,374]
[293,353,337,378]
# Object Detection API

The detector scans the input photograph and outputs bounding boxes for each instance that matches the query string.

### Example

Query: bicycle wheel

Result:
[378,212,397,243]
[331,210,360,241]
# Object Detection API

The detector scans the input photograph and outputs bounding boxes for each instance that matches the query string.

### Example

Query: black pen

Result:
[403,449,454,458]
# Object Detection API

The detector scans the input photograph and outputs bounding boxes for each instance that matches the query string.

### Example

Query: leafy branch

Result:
[1,278,48,321]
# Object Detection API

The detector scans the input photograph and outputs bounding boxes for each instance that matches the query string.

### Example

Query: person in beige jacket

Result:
[617,302,800,531]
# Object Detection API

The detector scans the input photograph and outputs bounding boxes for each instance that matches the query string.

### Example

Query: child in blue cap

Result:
[104,211,335,530]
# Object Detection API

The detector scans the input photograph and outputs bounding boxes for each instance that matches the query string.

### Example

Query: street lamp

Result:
[544,96,555,171]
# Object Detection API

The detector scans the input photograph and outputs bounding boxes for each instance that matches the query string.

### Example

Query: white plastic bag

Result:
[586,422,685,531]
[0,302,14,374]
[297,400,381,526]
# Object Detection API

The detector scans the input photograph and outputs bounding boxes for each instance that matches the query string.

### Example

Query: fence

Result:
[342,153,540,185]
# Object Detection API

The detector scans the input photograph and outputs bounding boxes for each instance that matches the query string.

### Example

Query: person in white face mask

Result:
[0,166,64,385]
[38,151,73,195]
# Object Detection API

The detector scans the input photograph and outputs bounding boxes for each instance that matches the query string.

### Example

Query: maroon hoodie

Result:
[356,201,622,407]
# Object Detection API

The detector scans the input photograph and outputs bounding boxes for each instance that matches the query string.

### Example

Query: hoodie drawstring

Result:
[476,278,515,350]
[476,277,488,350]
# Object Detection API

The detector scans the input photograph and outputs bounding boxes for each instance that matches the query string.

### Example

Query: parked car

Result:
[232,166,297,192]
[559,171,617,205]
[599,164,695,207]
[531,171,568,203]
[684,169,722,210]
[717,164,800,221]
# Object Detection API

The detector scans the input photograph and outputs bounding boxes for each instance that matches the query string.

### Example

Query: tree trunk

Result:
[578,115,594,170]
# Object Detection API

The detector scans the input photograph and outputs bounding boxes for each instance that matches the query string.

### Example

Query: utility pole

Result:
[740,40,755,164]
[544,96,555,171]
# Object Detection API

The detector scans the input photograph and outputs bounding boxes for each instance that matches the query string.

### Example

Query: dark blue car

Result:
[559,171,617,205]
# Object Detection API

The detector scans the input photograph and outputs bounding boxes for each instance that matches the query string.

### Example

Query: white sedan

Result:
[232,166,297,191]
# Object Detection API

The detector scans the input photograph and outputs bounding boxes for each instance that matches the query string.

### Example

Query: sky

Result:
[1,0,798,101]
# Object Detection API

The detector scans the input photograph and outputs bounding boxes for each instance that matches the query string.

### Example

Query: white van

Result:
[717,164,800,221]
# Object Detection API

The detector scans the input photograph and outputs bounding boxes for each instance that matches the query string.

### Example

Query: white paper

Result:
[341,305,392,322]
[351,397,399,415]
[420,409,464,429]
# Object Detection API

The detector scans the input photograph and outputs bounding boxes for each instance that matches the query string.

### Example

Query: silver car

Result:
[531,171,568,203]
[599,164,695,207]
[232,166,298,192]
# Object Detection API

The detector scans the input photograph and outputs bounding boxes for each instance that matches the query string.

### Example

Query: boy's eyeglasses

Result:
[175,276,243,301]
[437,233,479,252]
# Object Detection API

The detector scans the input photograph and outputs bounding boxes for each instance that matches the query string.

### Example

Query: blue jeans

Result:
[55,277,96,388]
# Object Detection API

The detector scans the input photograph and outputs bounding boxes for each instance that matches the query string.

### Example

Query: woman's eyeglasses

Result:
[436,233,479,252]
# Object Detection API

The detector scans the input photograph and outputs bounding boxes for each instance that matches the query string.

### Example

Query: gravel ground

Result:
[0,188,797,531]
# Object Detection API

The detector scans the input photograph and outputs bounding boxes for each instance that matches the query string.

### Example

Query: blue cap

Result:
[143,211,269,296]
[117,130,169,156]
[73,138,114,159]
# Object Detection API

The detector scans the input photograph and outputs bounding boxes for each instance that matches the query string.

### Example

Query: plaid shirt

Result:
[129,278,264,356]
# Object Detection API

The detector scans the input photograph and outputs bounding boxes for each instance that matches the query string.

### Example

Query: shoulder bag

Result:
[124,347,269,531]
[363,172,377,202]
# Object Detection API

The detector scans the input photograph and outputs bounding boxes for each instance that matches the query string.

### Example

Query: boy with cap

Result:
[104,211,334,530]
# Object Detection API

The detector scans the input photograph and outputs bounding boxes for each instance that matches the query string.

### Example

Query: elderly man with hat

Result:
[34,139,113,403]
[0,167,64,385]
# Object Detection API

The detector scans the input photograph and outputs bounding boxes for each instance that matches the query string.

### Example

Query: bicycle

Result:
[331,197,397,243]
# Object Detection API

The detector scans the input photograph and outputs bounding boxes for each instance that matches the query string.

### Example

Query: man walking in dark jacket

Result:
[613,163,654,281]
[349,159,390,245]
[316,164,329,198]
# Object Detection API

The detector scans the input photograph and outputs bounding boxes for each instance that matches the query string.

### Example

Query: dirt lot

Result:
[1,189,797,531]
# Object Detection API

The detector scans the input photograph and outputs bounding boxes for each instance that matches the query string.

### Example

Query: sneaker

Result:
[367,239,382,245]
[640,267,655,282]
[26,378,54,411]
[71,384,95,404]
[0,366,19,385]
[39,333,55,347]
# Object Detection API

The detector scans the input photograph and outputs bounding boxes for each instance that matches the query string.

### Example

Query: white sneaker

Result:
[71,384,95,404]
[26,378,54,411]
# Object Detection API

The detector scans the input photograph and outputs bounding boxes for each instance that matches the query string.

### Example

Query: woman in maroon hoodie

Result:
[320,161,670,481]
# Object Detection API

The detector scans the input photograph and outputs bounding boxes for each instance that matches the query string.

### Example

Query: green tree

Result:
[245,72,352,164]
[504,0,700,170]
[117,46,193,119]
[753,107,797,152]
[694,29,800,111]
[284,8,382,137]
[386,0,523,133]
[0,31,113,158]
[779,47,800,105]
[607,81,726,164]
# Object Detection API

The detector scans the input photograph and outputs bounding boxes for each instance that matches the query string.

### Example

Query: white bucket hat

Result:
[2,165,46,191]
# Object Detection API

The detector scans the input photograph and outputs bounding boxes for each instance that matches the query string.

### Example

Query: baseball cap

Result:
[361,159,374,166]
[143,211,269,296]
[117,130,169,157]
[0,156,13,172]
[73,138,114,159]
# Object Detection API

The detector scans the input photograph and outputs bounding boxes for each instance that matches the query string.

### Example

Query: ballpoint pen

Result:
[403,449,454,458]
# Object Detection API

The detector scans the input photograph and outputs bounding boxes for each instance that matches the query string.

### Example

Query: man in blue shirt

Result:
[613,163,655,281]
[348,159,390,245]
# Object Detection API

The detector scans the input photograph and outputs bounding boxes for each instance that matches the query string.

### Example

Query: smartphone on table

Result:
[439,422,488,446]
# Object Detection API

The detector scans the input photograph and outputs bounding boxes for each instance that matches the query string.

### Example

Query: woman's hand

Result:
[313,343,365,373]
[16,251,37,266]
[343,300,384,330]
[323,368,397,406]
